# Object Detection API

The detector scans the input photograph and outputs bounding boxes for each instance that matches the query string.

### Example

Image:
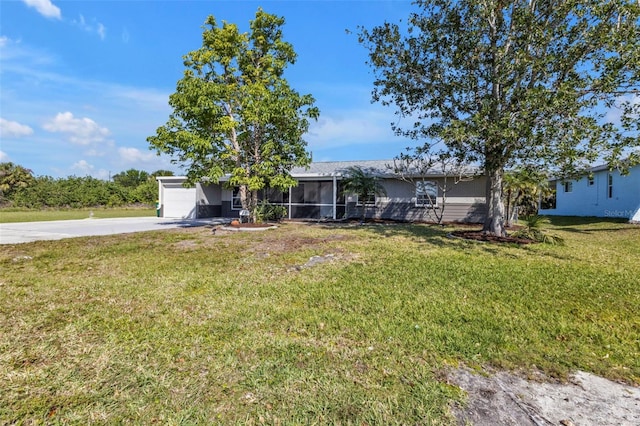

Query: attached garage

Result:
[157,177,197,218]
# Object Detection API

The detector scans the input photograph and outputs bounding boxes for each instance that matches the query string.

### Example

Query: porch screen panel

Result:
[304,182,321,204]
[291,184,305,203]
[264,188,288,204]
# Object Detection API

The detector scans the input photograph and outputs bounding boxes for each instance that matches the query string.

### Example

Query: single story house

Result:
[538,162,640,223]
[156,160,487,223]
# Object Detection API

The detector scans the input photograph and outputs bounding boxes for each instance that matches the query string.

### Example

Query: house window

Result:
[355,193,376,206]
[416,180,438,207]
[608,174,613,198]
[563,181,573,193]
[232,187,242,210]
[587,176,594,186]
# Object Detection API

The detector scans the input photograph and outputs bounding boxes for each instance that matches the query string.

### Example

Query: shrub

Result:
[254,200,287,223]
[511,215,565,245]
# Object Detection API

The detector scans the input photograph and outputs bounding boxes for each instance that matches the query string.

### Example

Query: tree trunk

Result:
[483,168,506,236]
[250,190,259,223]
[505,188,512,228]
[240,185,249,210]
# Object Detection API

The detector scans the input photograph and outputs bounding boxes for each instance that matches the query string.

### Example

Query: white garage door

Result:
[162,184,196,218]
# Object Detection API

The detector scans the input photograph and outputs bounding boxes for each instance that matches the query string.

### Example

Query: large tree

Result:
[148,9,319,218]
[112,169,150,188]
[359,0,640,235]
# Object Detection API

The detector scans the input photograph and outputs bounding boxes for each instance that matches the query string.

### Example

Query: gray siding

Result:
[172,174,487,222]
[347,201,486,223]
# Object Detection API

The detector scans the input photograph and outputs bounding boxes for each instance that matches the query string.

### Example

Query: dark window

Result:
[232,187,242,210]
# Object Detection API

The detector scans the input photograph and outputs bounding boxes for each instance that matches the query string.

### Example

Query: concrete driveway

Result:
[0,217,228,244]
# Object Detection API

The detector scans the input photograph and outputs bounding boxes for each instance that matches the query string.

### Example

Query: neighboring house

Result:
[539,163,640,223]
[157,160,487,222]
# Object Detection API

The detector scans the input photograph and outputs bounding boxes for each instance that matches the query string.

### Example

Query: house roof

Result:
[290,160,395,177]
[547,159,640,181]
[291,159,480,178]
[157,159,481,182]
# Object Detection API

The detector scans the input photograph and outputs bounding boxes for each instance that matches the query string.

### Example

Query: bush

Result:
[2,165,159,209]
[254,200,287,223]
[511,215,565,245]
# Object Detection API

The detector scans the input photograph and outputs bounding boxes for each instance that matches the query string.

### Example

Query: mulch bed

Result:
[449,230,534,244]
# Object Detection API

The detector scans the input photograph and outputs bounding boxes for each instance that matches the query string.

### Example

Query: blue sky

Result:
[1,0,421,179]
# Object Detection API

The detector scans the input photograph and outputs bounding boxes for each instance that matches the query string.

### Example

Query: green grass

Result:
[1,219,638,424]
[0,207,155,223]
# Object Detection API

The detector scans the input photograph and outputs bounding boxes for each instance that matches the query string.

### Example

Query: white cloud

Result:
[0,36,8,47]
[109,87,170,111]
[21,0,61,20]
[43,112,110,145]
[97,23,106,40]
[307,110,394,149]
[118,147,157,164]
[73,14,107,40]
[605,94,640,125]
[0,118,34,138]
[71,159,94,174]
[0,151,9,161]
[69,160,110,179]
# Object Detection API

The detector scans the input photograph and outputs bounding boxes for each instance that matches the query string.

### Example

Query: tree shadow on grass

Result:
[542,216,632,234]
[314,221,530,257]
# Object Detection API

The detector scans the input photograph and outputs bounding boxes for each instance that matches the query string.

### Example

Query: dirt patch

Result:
[447,366,640,425]
[172,240,199,249]
[449,230,534,245]
[290,253,338,271]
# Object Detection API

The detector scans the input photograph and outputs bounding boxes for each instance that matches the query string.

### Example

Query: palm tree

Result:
[341,166,387,222]
[503,167,549,227]
[0,162,34,202]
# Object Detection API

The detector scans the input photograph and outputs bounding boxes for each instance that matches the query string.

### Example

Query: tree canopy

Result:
[0,164,164,208]
[0,162,34,201]
[112,169,150,188]
[148,9,319,217]
[359,0,640,235]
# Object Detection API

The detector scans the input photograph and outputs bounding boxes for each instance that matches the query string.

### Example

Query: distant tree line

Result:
[0,163,173,209]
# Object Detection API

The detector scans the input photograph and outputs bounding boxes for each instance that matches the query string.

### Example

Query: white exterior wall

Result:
[540,165,640,219]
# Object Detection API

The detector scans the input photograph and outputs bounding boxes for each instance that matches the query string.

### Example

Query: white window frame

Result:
[354,193,376,207]
[607,173,613,198]
[563,181,573,193]
[416,180,438,207]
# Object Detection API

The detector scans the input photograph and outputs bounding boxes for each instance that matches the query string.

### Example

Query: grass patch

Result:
[1,219,638,423]
[0,207,155,223]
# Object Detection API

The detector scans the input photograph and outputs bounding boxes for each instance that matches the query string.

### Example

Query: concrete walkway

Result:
[0,217,228,244]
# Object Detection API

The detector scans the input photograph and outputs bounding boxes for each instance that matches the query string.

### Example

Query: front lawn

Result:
[1,219,638,424]
[0,207,155,223]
